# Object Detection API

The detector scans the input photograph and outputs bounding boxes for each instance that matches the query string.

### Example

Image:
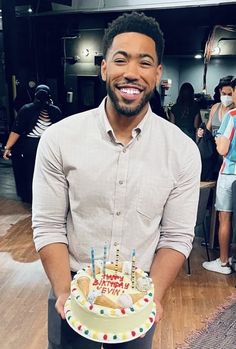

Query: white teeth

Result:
[120,88,140,95]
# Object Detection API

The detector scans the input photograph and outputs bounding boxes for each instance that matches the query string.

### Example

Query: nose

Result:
[123,61,140,81]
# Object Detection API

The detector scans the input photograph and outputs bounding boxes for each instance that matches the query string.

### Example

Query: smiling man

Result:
[32,12,201,349]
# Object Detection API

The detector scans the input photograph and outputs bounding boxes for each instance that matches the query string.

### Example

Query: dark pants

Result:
[48,290,156,349]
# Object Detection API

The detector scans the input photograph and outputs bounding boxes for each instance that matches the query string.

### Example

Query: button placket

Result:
[110,148,129,251]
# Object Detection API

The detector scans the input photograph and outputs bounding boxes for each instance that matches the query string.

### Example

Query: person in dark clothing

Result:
[170,82,202,141]
[149,88,167,119]
[3,84,62,203]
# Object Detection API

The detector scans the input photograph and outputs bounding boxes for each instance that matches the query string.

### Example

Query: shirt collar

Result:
[97,97,152,139]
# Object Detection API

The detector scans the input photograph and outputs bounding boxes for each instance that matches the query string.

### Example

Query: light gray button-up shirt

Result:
[32,99,201,272]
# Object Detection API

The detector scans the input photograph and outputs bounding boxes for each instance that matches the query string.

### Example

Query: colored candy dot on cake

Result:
[110,309,116,315]
[130,307,135,312]
[122,334,127,340]
[139,328,144,332]
[92,333,98,339]
[152,311,156,316]
[72,288,77,292]
[144,298,149,302]
[89,305,93,310]
[77,325,82,331]
[84,330,89,335]
[100,309,104,314]
[103,334,108,340]
[121,308,126,314]
[131,331,136,337]
[76,295,80,299]
[113,335,117,340]
[148,292,153,296]
[68,316,72,321]
[149,317,154,323]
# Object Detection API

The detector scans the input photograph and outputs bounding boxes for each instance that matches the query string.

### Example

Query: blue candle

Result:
[91,247,96,278]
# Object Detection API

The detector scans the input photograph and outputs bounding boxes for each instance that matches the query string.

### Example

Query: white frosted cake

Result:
[64,260,156,343]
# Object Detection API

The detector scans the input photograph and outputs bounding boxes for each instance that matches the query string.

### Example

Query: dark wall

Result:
[14,4,236,116]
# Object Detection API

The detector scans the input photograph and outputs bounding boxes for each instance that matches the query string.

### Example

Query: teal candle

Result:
[91,247,96,278]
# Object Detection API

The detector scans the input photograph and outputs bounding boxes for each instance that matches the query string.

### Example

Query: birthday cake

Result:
[64,260,156,343]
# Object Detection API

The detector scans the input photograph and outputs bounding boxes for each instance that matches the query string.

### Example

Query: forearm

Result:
[215,135,230,156]
[39,243,71,298]
[150,248,185,302]
[5,132,20,149]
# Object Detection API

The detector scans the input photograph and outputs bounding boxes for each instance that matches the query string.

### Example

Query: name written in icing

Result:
[92,274,130,296]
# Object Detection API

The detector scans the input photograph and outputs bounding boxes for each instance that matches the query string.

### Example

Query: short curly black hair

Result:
[102,12,164,64]
[218,75,234,89]
[231,77,236,89]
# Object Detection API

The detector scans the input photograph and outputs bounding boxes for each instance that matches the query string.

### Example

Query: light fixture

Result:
[212,46,221,55]
[194,54,202,59]
[28,7,33,13]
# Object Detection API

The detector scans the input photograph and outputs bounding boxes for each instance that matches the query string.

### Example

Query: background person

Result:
[202,77,236,274]
[3,84,62,203]
[197,76,234,180]
[32,12,201,349]
[170,82,202,141]
[198,75,234,138]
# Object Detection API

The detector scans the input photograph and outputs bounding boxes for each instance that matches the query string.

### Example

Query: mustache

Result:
[117,80,144,90]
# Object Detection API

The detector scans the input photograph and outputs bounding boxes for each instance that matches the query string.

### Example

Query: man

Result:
[32,12,201,349]
[203,76,236,274]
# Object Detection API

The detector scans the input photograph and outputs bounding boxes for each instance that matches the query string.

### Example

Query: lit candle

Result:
[114,243,120,274]
[91,247,96,279]
[131,249,136,289]
[103,242,107,275]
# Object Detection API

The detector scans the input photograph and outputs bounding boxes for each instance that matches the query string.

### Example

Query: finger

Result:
[55,302,66,319]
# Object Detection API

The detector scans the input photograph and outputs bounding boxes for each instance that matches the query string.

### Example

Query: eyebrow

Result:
[112,50,155,63]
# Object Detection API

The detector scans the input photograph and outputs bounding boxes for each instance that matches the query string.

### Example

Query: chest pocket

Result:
[137,178,173,220]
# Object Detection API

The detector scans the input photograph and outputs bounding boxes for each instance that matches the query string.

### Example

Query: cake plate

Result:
[64,296,156,344]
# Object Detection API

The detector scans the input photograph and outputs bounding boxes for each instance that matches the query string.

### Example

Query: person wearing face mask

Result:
[3,84,62,203]
[197,76,234,179]
[202,77,236,274]
[198,76,234,138]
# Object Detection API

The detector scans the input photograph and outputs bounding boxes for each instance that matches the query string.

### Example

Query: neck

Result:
[105,98,148,144]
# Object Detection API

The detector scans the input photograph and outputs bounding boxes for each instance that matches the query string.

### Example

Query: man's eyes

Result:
[114,58,126,64]
[113,58,153,66]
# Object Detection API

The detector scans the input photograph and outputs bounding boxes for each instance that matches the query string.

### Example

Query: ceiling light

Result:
[28,7,33,13]
[212,46,221,55]
[194,54,202,59]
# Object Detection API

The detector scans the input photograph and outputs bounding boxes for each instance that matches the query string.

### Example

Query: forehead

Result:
[108,32,157,60]
[221,85,232,93]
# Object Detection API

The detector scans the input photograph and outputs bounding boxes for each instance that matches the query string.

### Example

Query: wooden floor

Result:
[0,161,236,348]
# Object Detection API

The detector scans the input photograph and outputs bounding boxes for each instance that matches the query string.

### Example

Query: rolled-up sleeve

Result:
[32,127,69,252]
[157,142,201,258]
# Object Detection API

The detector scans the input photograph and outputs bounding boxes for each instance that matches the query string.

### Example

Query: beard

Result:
[106,83,154,117]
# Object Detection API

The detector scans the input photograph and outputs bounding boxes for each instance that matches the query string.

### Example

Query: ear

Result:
[101,59,107,82]
[155,64,162,86]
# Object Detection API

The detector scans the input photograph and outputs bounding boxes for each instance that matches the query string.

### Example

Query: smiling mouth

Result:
[118,86,144,101]
[120,87,141,95]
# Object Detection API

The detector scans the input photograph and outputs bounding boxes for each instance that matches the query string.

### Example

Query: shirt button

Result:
[116,211,121,216]
[119,180,124,185]
[123,148,126,153]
